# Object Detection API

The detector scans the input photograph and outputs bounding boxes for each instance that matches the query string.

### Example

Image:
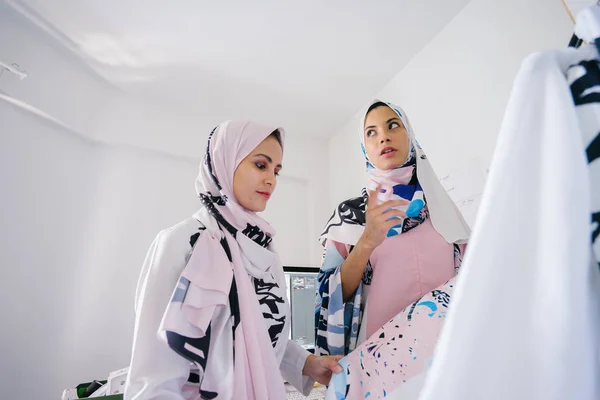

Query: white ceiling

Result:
[4,0,472,138]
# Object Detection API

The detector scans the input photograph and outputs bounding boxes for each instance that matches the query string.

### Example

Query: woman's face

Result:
[363,105,410,170]
[233,135,283,212]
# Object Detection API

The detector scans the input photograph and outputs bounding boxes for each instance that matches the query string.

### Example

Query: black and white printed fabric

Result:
[567,55,600,270]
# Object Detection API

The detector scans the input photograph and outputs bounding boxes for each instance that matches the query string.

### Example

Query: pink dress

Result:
[321,219,465,399]
[366,218,455,338]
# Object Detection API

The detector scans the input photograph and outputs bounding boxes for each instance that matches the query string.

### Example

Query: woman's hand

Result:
[359,186,408,250]
[302,354,343,385]
[339,186,409,301]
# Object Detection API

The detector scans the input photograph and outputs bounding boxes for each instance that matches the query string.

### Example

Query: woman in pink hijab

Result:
[125,121,341,400]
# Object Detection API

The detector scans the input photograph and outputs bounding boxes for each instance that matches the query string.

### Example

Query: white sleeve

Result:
[280,339,314,396]
[125,230,192,400]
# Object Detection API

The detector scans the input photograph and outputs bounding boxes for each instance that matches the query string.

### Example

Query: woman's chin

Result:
[242,198,268,213]
[374,157,406,170]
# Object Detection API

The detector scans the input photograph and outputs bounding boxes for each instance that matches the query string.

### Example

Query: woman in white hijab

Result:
[125,121,341,400]
[315,100,470,398]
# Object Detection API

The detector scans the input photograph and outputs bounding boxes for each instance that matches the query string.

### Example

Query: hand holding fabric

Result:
[302,354,343,385]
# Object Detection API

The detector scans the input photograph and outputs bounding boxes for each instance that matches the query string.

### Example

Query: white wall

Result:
[328,0,574,221]
[60,144,200,386]
[0,97,200,399]
[0,101,103,399]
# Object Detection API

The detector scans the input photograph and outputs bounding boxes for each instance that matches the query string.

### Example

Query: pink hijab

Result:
[194,120,281,236]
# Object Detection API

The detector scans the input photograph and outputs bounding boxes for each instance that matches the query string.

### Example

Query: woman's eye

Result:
[255,163,266,170]
[366,129,376,137]
[390,122,400,129]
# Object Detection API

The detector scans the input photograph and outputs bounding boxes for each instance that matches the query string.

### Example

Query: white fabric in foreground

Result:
[418,47,600,400]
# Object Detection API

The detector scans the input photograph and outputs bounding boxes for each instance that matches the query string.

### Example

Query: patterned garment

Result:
[567,58,600,269]
[161,221,287,399]
[365,149,426,237]
[315,204,432,356]
[320,186,429,248]
[315,233,465,358]
[327,276,459,400]
[252,277,286,347]
[197,194,287,348]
